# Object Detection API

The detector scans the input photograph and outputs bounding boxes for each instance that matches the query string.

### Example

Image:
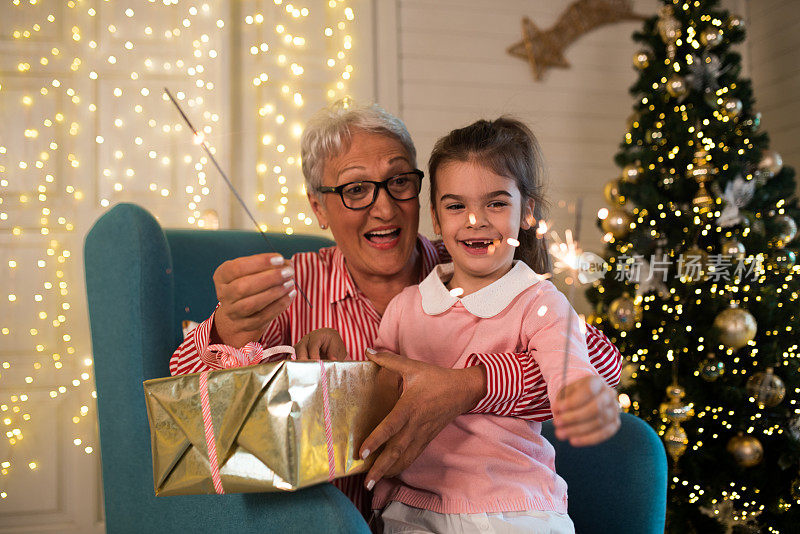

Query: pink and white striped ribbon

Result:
[198,370,224,494]
[318,360,336,482]
[197,347,336,493]
[200,341,295,369]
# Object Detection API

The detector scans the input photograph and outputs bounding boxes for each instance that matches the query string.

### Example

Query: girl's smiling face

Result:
[431,159,534,295]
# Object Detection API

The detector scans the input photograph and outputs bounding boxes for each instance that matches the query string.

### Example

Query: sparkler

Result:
[164,87,312,308]
[558,199,583,401]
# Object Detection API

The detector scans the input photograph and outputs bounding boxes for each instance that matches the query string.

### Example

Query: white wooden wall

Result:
[0,0,796,532]
[0,1,370,532]
[745,0,800,188]
[376,0,797,312]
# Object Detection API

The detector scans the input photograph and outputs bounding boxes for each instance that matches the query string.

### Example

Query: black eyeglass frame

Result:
[316,169,425,210]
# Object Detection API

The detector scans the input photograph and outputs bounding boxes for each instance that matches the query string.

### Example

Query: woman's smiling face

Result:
[308,129,421,280]
[431,159,534,291]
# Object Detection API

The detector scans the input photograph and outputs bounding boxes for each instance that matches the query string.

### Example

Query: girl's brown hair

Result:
[428,117,552,275]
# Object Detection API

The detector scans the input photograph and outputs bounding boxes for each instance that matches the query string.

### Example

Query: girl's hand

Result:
[552,375,620,447]
[358,349,486,491]
[293,328,348,361]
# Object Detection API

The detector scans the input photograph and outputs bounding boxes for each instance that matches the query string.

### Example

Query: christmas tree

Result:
[586,1,800,532]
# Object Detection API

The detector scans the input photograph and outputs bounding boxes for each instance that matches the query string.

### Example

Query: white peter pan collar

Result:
[419,260,545,318]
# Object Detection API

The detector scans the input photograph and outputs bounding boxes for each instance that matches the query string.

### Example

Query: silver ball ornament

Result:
[721,96,743,118]
[607,295,641,331]
[728,14,745,31]
[699,354,724,381]
[758,150,783,177]
[769,214,798,249]
[745,367,785,408]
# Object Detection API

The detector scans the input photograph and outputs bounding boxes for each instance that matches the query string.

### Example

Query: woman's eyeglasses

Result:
[317,170,424,210]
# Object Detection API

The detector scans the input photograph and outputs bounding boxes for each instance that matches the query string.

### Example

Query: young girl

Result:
[367,117,604,533]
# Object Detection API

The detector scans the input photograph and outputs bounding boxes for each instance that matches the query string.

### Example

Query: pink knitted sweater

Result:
[372,261,597,514]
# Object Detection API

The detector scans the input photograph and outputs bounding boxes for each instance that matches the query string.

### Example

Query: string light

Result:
[3,1,356,500]
[1,0,229,499]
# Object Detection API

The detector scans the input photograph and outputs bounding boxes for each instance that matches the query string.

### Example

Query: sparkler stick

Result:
[164,87,312,308]
[559,198,583,400]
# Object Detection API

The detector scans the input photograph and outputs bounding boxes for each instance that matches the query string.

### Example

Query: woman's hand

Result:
[211,253,296,348]
[359,349,486,490]
[294,328,348,361]
[552,375,621,447]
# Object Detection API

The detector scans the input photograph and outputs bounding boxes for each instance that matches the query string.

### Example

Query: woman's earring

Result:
[320,224,328,230]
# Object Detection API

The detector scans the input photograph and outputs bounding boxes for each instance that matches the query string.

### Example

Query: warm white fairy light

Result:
[250,2,355,234]
[2,1,223,499]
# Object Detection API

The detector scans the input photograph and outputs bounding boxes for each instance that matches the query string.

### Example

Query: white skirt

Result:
[379,501,576,534]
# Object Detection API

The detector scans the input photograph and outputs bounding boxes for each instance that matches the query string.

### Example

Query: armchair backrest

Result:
[541,412,668,533]
[84,203,365,533]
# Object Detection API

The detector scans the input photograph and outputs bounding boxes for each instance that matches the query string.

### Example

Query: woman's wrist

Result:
[458,364,487,413]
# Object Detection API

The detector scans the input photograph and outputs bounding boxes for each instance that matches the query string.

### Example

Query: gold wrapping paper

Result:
[143,360,396,496]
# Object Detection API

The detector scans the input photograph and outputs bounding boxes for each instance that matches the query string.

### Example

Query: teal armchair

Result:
[541,412,668,533]
[85,202,666,534]
[84,203,369,533]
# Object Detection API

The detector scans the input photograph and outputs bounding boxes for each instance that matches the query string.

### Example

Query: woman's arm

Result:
[169,305,291,375]
[169,252,294,376]
[359,302,622,485]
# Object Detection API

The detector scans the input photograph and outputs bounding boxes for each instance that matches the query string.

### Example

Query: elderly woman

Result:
[170,101,622,516]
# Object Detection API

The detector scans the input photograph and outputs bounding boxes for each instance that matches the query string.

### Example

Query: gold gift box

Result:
[143,360,395,496]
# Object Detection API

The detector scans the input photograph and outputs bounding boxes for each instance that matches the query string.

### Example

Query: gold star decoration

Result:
[507,0,646,81]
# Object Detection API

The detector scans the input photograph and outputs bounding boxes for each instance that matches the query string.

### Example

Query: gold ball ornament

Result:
[699,354,725,381]
[726,433,764,467]
[607,295,641,331]
[746,367,786,408]
[663,423,688,463]
[699,26,723,48]
[721,96,743,118]
[603,180,625,207]
[758,150,784,178]
[633,50,651,70]
[666,75,688,98]
[621,162,642,183]
[721,239,746,261]
[601,209,632,239]
[713,304,757,350]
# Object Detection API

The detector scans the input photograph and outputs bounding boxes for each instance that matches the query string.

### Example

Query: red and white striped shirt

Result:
[169,235,621,515]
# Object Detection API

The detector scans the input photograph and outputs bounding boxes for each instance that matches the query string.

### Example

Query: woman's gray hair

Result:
[300,99,416,194]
